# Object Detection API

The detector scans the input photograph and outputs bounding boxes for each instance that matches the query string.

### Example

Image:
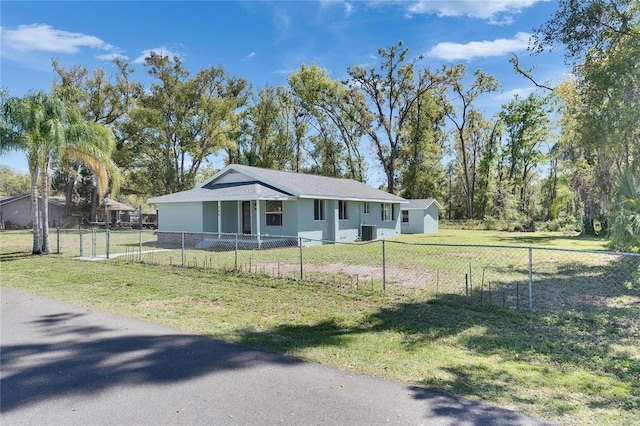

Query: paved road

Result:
[1,287,555,425]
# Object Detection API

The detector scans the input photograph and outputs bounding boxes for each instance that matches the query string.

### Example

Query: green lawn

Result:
[397,228,610,250]
[1,229,638,425]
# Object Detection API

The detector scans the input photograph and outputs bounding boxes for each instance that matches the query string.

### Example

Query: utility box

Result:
[361,224,377,241]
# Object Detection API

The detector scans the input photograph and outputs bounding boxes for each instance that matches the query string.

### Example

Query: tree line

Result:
[2,0,638,253]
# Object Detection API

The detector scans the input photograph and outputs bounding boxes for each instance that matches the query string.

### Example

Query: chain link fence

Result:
[53,228,640,312]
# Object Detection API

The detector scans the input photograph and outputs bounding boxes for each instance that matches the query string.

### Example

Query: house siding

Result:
[362,202,401,239]
[202,202,218,232]
[0,197,31,228]
[222,202,238,233]
[297,198,331,242]
[424,204,439,233]
[158,202,203,232]
[258,200,299,237]
[400,203,440,234]
[0,196,69,228]
[336,200,360,242]
[402,209,425,234]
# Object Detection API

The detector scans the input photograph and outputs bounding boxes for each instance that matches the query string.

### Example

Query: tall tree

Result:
[399,88,447,200]
[1,90,119,253]
[499,93,551,217]
[52,59,141,218]
[475,119,502,219]
[345,41,447,193]
[288,64,368,180]
[128,53,247,195]
[234,85,305,171]
[531,0,640,234]
[442,64,500,218]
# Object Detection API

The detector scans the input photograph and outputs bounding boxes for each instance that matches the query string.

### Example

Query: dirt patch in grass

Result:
[253,261,434,288]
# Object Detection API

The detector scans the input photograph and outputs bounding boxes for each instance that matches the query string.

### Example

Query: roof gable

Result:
[197,164,405,203]
[401,199,443,210]
[0,194,30,206]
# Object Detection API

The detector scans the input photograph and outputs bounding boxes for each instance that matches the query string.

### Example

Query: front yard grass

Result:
[1,230,637,425]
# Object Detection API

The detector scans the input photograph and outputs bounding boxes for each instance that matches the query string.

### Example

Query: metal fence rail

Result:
[54,228,640,312]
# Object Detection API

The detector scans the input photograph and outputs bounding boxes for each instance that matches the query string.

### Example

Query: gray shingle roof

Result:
[148,180,293,204]
[210,165,405,202]
[150,165,406,204]
[0,194,30,205]
[402,199,443,210]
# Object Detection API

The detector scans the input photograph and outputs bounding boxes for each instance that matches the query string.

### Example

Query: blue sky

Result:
[1,0,566,176]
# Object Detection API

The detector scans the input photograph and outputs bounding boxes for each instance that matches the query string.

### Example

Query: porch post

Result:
[217,200,221,239]
[255,200,261,241]
[331,200,339,242]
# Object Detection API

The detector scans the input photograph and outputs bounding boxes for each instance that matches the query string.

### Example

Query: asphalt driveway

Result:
[1,287,555,425]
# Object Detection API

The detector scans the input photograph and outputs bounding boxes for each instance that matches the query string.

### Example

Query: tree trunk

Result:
[29,170,41,255]
[41,168,51,254]
[90,186,99,222]
[64,163,80,216]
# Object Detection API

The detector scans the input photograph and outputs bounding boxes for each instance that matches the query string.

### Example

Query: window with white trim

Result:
[381,203,394,221]
[266,201,282,226]
[401,210,409,224]
[363,202,370,214]
[339,200,348,220]
[314,199,325,221]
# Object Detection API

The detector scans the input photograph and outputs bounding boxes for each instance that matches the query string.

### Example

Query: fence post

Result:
[465,274,469,300]
[528,246,533,310]
[106,228,110,259]
[56,226,60,254]
[139,229,142,262]
[299,236,304,280]
[235,233,238,270]
[79,228,83,257]
[181,232,185,266]
[382,240,386,291]
[92,228,96,258]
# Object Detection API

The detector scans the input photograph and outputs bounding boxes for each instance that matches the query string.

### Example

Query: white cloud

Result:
[1,23,116,54]
[241,52,256,62]
[274,68,298,75]
[407,0,542,24]
[426,32,531,61]
[344,2,354,17]
[273,9,291,33]
[318,0,354,17]
[494,87,536,102]
[96,52,129,61]
[132,47,182,64]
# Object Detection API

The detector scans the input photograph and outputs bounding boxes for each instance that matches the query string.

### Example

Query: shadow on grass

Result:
[493,232,607,247]
[235,297,639,419]
[0,251,31,262]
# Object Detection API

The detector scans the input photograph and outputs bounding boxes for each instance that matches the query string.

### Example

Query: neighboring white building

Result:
[400,199,443,234]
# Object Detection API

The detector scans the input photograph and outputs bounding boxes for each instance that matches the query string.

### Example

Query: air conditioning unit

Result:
[361,224,377,241]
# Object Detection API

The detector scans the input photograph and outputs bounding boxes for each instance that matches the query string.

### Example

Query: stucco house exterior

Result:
[147,164,407,244]
[400,199,443,234]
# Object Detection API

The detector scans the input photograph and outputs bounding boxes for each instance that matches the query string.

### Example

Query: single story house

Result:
[147,164,407,244]
[0,194,138,229]
[400,199,443,234]
[0,195,66,229]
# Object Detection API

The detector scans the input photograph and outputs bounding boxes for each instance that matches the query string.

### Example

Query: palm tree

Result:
[2,90,49,253]
[1,89,120,254]
[610,171,640,252]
